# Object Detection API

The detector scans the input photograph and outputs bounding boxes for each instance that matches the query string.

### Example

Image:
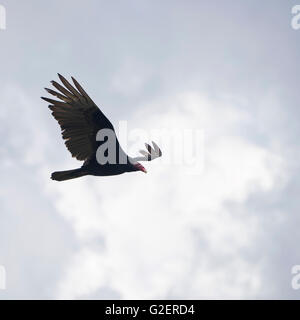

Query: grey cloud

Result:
[0,0,300,299]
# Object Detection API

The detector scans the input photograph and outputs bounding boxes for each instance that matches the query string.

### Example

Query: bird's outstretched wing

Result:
[42,74,115,161]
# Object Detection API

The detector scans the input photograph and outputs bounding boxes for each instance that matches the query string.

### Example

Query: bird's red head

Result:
[134,162,147,173]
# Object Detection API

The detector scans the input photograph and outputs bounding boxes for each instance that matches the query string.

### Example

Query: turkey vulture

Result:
[42,74,162,181]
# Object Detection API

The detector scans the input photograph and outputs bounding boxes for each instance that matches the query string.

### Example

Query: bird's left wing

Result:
[42,74,115,161]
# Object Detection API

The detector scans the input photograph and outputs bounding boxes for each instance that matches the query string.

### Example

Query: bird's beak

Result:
[139,165,147,174]
[135,162,147,173]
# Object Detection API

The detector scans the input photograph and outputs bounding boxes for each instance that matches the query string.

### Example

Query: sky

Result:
[0,0,300,299]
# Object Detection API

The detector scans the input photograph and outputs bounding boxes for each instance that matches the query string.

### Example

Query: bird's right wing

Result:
[42,74,115,161]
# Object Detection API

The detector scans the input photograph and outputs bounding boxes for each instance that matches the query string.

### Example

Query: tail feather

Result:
[51,168,88,181]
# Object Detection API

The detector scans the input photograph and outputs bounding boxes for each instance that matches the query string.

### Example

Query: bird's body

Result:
[42,74,162,181]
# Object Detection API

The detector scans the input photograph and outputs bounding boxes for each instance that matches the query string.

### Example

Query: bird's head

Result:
[132,162,147,173]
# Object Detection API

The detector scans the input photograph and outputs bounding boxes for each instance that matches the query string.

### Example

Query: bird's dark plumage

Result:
[42,74,162,181]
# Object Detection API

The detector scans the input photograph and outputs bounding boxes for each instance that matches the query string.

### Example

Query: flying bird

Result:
[41,74,162,181]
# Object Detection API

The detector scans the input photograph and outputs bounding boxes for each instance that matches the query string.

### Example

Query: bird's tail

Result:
[51,168,88,181]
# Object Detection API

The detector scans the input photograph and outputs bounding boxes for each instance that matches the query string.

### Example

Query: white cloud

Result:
[51,92,285,299]
[0,85,78,299]
[0,0,296,300]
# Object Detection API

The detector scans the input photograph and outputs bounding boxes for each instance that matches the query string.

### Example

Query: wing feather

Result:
[41,74,116,161]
